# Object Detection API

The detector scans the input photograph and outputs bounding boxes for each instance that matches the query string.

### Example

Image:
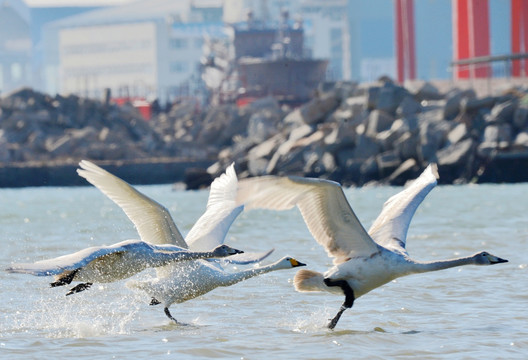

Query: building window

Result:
[170,61,188,73]
[170,38,188,49]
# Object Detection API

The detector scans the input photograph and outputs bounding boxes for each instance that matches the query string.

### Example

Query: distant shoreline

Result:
[0,158,214,188]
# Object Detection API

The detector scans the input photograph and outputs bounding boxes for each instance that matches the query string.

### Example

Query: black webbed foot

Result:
[150,297,161,306]
[65,282,93,296]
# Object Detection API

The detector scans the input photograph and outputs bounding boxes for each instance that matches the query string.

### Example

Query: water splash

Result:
[2,283,145,339]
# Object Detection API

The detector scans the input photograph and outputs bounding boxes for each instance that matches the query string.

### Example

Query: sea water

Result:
[0,182,527,359]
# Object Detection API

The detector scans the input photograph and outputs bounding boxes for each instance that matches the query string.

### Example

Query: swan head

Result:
[474,251,508,265]
[211,244,244,257]
[277,256,307,269]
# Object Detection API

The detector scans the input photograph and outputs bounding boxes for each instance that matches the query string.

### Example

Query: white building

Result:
[42,0,223,103]
[298,0,350,81]
[0,0,32,94]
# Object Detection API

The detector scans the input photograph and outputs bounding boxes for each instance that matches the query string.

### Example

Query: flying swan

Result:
[76,160,305,323]
[6,241,243,295]
[236,164,508,329]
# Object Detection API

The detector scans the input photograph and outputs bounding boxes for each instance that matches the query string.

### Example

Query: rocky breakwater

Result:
[0,88,215,187]
[208,79,528,185]
[2,80,528,188]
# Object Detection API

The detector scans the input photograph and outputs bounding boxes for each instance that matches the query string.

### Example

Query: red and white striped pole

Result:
[511,0,528,77]
[395,0,416,83]
[453,0,490,79]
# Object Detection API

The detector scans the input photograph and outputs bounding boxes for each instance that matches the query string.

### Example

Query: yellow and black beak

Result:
[289,258,306,267]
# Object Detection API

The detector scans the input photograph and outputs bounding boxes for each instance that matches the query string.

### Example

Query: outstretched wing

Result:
[185,163,243,251]
[6,243,129,276]
[217,248,274,265]
[368,164,439,253]
[156,164,256,277]
[237,176,379,264]
[77,160,186,247]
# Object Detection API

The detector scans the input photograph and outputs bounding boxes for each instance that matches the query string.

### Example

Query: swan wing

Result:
[77,160,186,247]
[368,163,439,253]
[185,163,241,251]
[6,243,129,276]
[156,163,240,277]
[216,248,274,265]
[237,176,379,264]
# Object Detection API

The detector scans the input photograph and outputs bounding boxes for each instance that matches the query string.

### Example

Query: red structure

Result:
[512,0,528,76]
[395,0,416,83]
[452,0,490,79]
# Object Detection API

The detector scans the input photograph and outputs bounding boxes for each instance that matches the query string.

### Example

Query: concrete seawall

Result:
[0,158,214,188]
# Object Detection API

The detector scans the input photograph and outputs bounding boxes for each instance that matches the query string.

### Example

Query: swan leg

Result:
[164,307,178,323]
[324,278,355,330]
[65,282,93,296]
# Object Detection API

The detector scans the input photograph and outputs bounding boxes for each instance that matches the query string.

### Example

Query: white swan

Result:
[76,160,305,322]
[6,241,243,295]
[236,164,508,329]
[134,255,306,322]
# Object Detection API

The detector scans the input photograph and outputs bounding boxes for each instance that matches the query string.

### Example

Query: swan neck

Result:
[222,263,279,286]
[414,256,475,273]
[152,251,213,267]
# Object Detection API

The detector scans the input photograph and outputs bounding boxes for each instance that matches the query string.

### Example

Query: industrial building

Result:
[0,0,524,103]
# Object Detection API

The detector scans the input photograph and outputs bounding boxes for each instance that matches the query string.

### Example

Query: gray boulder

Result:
[394,131,420,161]
[387,158,421,185]
[444,88,476,119]
[486,99,517,124]
[376,82,409,114]
[376,150,401,178]
[366,110,394,137]
[396,96,422,118]
[514,131,528,147]
[447,123,469,145]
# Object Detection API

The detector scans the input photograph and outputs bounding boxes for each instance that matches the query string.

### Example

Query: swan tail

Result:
[293,269,326,292]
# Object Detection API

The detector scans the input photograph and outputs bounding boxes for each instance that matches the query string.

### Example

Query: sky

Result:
[23,0,133,6]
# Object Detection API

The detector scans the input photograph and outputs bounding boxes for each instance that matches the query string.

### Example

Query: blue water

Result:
[1,182,527,359]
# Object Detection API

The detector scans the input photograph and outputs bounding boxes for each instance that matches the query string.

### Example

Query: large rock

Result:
[376,119,407,151]
[437,138,476,183]
[366,110,394,137]
[247,109,281,142]
[514,131,528,147]
[197,105,246,147]
[376,82,409,114]
[513,95,528,129]
[376,150,401,178]
[486,99,517,124]
[284,91,339,125]
[354,132,380,159]
[418,117,451,163]
[328,95,368,124]
[438,138,475,167]
[447,123,469,145]
[394,131,420,161]
[387,158,421,185]
[444,88,476,119]
[396,96,422,118]
[478,123,513,157]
